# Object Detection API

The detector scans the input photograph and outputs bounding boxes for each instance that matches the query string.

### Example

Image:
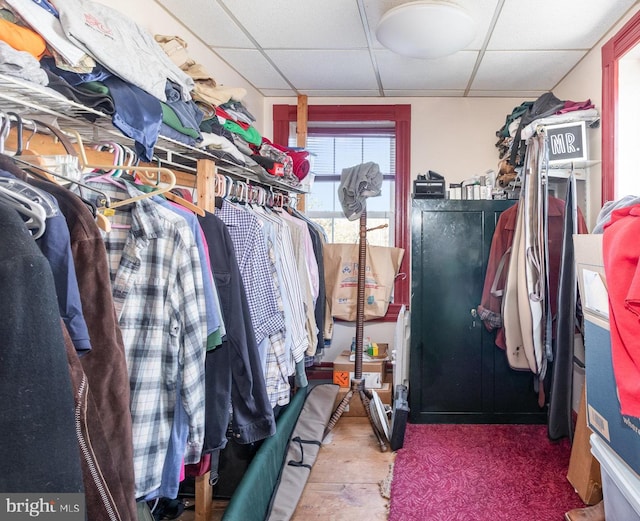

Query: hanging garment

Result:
[0,169,92,355]
[79,180,207,498]
[0,203,84,494]
[252,210,302,405]
[25,174,137,520]
[215,200,286,350]
[502,198,529,370]
[338,162,382,221]
[62,321,128,521]
[478,203,518,344]
[603,204,640,417]
[480,197,587,358]
[197,211,276,453]
[548,175,579,441]
[519,135,546,376]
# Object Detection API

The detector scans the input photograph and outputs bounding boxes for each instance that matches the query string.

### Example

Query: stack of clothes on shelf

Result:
[0,0,310,188]
[494,92,599,169]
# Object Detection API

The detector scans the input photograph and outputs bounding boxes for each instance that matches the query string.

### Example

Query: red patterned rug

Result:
[389,423,584,521]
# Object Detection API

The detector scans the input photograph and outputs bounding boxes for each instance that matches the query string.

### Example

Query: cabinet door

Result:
[409,200,545,423]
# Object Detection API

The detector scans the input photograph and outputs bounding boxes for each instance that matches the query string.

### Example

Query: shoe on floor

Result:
[564,500,605,521]
[149,498,185,521]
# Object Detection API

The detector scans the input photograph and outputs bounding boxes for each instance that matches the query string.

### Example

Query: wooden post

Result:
[196,158,216,212]
[296,94,308,149]
[194,158,215,521]
[296,94,308,212]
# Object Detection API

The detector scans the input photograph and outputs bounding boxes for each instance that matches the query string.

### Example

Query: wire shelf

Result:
[0,73,304,193]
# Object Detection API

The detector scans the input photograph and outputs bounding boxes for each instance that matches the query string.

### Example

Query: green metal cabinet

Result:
[409,199,546,424]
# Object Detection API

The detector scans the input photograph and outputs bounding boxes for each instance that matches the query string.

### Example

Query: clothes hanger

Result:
[0,176,59,217]
[65,130,204,216]
[62,128,177,210]
[0,183,47,239]
[2,117,114,211]
[148,155,204,216]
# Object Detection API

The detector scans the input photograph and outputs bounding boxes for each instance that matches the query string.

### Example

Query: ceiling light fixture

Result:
[376,0,476,59]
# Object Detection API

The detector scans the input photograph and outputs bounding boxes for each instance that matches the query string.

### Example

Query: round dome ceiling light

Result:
[376,1,476,59]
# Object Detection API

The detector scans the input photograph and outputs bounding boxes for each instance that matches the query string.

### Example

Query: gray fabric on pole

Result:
[267,384,340,521]
[338,161,383,221]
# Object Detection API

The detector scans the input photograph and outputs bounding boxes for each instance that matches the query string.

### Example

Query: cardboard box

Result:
[332,351,385,389]
[567,386,603,505]
[575,234,640,477]
[584,321,640,477]
[333,382,392,417]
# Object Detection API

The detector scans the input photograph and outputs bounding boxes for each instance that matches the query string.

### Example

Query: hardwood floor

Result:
[176,416,395,521]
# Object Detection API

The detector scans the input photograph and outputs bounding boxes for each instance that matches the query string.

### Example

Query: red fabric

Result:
[389,424,582,521]
[214,106,250,129]
[262,137,311,180]
[603,204,640,417]
[185,453,211,478]
[556,98,595,114]
[480,197,587,350]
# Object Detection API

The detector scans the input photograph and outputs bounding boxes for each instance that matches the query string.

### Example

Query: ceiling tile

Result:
[384,90,466,97]
[259,89,298,97]
[471,50,587,90]
[214,49,291,89]
[376,50,479,90]
[221,0,367,49]
[157,0,252,47]
[298,90,383,97]
[488,0,637,50]
[468,90,547,98]
[265,50,379,90]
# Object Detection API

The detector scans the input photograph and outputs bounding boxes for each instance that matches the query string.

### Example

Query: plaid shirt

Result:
[215,201,285,345]
[86,181,206,498]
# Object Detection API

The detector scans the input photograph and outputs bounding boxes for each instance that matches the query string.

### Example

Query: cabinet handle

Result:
[470,308,477,328]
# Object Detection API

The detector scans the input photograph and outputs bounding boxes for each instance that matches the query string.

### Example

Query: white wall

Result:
[554,4,640,226]
[263,96,526,361]
[263,96,523,186]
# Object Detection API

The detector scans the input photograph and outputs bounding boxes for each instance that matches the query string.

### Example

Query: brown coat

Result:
[26,171,137,521]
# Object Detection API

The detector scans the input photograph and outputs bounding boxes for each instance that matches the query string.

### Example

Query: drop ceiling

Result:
[157,0,639,98]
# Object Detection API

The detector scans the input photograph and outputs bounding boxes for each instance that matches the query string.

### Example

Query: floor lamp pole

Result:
[323,207,388,451]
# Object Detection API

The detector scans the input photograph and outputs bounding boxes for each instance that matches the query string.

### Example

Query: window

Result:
[291,126,395,247]
[273,104,411,320]
[602,9,640,203]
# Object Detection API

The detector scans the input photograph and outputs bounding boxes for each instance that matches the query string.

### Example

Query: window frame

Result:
[273,104,411,321]
[602,9,640,203]
[301,127,396,245]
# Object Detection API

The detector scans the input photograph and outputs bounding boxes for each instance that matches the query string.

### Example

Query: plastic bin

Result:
[590,434,640,521]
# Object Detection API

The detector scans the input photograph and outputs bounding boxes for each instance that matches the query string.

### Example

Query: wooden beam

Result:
[195,473,213,521]
[296,94,308,148]
[196,159,216,212]
[296,95,308,211]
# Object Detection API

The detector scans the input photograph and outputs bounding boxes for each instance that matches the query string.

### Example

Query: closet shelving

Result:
[0,71,306,521]
[0,72,305,194]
